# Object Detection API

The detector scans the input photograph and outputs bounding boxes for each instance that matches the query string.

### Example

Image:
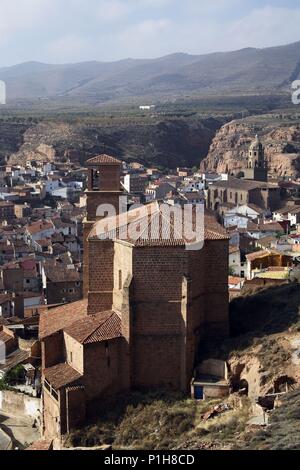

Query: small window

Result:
[70,352,73,363]
[69,288,75,294]
[118,270,122,290]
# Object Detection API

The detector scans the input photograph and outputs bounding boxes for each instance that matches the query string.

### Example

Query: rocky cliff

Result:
[200,115,300,179]
[6,116,226,169]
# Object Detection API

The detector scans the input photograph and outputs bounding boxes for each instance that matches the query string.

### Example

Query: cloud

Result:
[0,0,51,37]
[228,6,300,49]
[96,1,130,22]
[0,1,300,65]
[46,34,92,63]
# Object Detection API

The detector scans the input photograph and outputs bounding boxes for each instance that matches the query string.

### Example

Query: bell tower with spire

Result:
[243,135,268,182]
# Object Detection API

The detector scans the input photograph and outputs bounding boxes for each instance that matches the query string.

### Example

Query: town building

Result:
[0,201,15,222]
[207,177,281,214]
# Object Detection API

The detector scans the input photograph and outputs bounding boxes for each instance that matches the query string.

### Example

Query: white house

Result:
[139,105,155,110]
[45,178,60,194]
[26,220,55,244]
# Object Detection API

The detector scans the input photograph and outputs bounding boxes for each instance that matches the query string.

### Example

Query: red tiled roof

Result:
[246,250,276,261]
[44,264,81,283]
[228,276,243,286]
[89,202,228,246]
[64,310,122,345]
[39,299,87,339]
[27,221,54,235]
[44,363,82,390]
[210,177,278,191]
[86,155,121,166]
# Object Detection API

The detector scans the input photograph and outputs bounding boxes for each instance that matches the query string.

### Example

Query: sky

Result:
[0,0,300,66]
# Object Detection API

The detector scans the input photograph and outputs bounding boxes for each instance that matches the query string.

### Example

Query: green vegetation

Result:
[2,365,25,387]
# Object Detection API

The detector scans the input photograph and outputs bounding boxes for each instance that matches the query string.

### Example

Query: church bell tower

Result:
[243,135,268,182]
[83,155,123,297]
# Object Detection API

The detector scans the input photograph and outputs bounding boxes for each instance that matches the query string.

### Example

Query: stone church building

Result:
[39,155,229,439]
[208,136,281,214]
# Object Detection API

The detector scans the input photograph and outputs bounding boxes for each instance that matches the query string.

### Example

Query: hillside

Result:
[4,115,225,169]
[64,283,300,451]
[1,41,300,104]
[201,112,300,179]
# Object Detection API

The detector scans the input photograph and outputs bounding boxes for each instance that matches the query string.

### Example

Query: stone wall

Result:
[0,390,41,419]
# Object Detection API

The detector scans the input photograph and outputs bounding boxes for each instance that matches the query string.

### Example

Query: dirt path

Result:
[0,411,40,450]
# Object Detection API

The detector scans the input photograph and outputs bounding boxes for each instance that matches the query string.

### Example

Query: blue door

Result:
[194,385,203,400]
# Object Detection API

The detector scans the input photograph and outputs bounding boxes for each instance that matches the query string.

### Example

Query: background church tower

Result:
[83,155,123,298]
[243,135,268,182]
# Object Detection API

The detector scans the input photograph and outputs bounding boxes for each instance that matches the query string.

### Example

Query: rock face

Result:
[7,117,226,169]
[200,117,300,179]
[0,122,31,161]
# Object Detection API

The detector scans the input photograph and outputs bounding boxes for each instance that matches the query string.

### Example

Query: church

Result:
[39,155,229,439]
[208,136,281,214]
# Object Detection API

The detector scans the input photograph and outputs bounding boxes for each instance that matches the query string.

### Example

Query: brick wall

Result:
[87,240,114,314]
[42,333,63,369]
[66,387,86,432]
[83,339,122,402]
[131,246,189,391]
[204,240,229,338]
[86,191,122,222]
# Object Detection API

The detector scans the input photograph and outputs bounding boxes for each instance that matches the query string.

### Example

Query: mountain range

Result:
[0,41,300,104]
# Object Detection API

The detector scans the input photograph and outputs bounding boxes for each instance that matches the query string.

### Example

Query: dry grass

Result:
[241,390,300,450]
[66,391,252,450]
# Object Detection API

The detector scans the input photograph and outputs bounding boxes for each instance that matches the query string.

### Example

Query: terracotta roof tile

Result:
[86,155,121,166]
[39,299,87,339]
[246,249,281,262]
[89,202,228,247]
[64,311,122,344]
[44,363,82,390]
[27,221,54,235]
[210,177,278,191]
[44,264,81,283]
[228,276,243,286]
